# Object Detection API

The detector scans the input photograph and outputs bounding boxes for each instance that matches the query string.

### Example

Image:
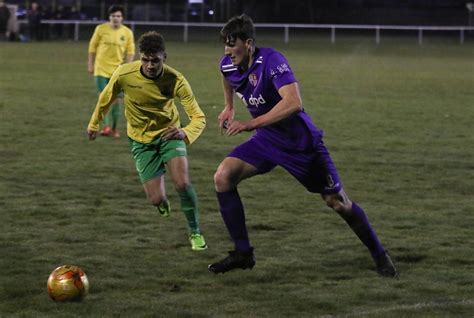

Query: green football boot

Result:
[157,200,171,218]
[189,233,208,251]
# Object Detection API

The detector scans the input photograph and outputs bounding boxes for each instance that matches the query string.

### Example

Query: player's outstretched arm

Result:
[86,68,122,140]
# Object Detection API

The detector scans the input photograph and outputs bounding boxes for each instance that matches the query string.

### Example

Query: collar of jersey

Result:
[237,47,260,75]
[140,65,165,80]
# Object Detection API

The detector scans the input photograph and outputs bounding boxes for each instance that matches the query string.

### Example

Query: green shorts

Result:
[129,137,188,183]
[95,76,109,92]
[95,75,123,97]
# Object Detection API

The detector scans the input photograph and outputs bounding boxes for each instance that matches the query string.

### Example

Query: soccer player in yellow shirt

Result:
[88,5,135,138]
[87,31,208,251]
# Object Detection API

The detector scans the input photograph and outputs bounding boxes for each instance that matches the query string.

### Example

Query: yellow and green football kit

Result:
[88,61,206,238]
[88,23,135,130]
[88,23,135,78]
[88,61,206,145]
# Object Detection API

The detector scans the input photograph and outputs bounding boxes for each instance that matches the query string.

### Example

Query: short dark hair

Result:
[220,14,255,43]
[108,5,124,16]
[138,31,166,55]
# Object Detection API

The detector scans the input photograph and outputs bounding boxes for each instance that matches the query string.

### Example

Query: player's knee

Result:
[325,197,351,215]
[214,167,235,192]
[174,180,190,192]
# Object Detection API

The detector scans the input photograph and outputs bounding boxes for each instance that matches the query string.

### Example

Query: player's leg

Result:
[110,97,122,138]
[215,137,276,252]
[210,135,281,274]
[162,140,207,250]
[322,190,398,277]
[279,140,397,277]
[130,138,170,216]
[322,190,385,260]
[208,156,260,273]
[214,156,259,250]
[143,176,169,215]
[166,156,201,234]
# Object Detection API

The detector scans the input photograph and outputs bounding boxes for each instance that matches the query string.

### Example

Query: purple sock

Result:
[216,190,252,252]
[342,202,385,260]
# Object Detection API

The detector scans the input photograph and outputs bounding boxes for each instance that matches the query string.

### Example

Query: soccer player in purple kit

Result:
[208,15,398,277]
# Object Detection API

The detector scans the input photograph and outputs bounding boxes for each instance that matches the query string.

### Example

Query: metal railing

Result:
[20,20,474,44]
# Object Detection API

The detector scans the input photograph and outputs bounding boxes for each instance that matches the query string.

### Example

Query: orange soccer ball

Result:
[47,265,89,302]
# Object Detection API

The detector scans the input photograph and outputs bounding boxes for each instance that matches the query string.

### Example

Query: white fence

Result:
[21,20,474,44]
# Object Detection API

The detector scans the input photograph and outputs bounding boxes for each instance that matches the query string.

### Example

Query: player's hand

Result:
[87,64,94,74]
[218,106,235,135]
[87,129,97,140]
[162,127,186,141]
[225,120,255,136]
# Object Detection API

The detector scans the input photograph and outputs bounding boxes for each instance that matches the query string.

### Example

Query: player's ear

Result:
[163,52,167,62]
[245,39,253,54]
[247,38,254,46]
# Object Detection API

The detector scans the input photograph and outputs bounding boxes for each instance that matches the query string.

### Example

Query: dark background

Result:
[8,0,474,25]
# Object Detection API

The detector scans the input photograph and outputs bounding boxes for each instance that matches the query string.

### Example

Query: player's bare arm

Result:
[219,77,235,133]
[225,82,302,136]
[87,52,95,74]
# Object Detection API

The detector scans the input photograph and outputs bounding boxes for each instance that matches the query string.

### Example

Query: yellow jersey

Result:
[88,61,206,145]
[88,23,135,77]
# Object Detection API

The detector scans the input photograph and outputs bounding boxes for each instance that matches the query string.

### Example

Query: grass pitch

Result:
[0,38,473,317]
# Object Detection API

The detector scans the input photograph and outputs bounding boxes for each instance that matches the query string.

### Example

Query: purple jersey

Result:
[220,47,322,151]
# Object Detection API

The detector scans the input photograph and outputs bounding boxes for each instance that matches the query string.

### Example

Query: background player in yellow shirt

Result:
[88,5,135,138]
[87,31,207,251]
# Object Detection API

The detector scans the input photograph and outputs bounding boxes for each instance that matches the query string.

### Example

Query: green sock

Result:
[102,112,111,126]
[177,185,200,234]
[111,103,120,129]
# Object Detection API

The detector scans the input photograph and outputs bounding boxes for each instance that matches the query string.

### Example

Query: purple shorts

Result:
[228,135,342,194]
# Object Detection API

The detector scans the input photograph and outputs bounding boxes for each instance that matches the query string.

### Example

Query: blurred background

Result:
[3,0,473,24]
[1,1,473,42]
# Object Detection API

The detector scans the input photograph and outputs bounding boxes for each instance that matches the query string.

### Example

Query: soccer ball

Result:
[47,265,89,302]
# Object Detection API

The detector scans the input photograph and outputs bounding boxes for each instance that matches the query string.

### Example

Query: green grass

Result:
[0,38,473,317]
